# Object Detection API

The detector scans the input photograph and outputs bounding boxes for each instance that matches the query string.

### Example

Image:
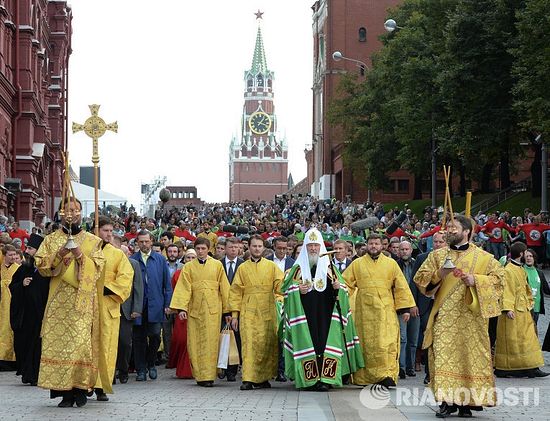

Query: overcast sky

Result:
[67,1,313,208]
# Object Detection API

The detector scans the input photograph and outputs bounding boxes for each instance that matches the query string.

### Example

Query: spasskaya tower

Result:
[228,11,289,202]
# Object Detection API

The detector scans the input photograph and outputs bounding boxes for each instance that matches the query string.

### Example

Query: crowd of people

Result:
[1,195,550,417]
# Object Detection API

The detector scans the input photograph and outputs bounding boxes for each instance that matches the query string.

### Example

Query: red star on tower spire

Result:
[255,9,264,20]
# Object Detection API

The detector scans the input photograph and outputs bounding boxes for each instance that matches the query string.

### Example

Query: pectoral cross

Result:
[72,104,118,235]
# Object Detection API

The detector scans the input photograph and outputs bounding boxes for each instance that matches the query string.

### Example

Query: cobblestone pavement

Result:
[1,293,549,420]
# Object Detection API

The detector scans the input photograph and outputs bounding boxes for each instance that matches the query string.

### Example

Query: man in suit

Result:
[332,239,353,273]
[266,236,295,381]
[130,230,172,381]
[267,236,295,272]
[397,241,419,380]
[115,242,143,384]
[411,231,446,384]
[220,236,244,382]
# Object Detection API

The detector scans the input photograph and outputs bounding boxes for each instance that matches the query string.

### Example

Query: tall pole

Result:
[542,141,548,213]
[72,104,118,235]
[92,139,99,234]
[431,137,437,209]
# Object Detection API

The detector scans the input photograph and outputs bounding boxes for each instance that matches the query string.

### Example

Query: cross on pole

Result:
[72,104,118,235]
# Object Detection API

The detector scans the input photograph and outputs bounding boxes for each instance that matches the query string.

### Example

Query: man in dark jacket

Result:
[130,230,172,381]
[331,239,352,273]
[411,231,446,384]
[267,236,295,271]
[266,236,295,381]
[220,237,244,382]
[397,241,419,379]
[115,242,143,384]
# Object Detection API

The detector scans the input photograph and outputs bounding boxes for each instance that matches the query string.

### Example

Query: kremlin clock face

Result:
[249,111,272,135]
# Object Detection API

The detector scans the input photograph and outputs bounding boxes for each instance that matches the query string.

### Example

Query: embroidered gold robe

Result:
[228,258,283,383]
[0,262,20,361]
[343,253,415,385]
[94,244,133,393]
[170,256,229,382]
[414,244,504,407]
[494,262,544,370]
[35,230,105,391]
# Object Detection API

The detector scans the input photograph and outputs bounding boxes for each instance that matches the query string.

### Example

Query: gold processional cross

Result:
[72,104,118,235]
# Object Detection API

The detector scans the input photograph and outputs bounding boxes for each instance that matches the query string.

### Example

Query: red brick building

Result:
[308,0,402,202]
[0,0,72,228]
[229,16,289,202]
[160,186,203,208]
[306,0,534,203]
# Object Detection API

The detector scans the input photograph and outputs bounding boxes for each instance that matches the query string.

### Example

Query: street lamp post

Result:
[332,51,370,202]
[332,51,368,74]
[536,134,548,213]
[432,138,437,209]
[383,19,404,33]
[385,19,437,209]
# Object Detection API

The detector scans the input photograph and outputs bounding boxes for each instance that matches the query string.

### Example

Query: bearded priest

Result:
[344,233,416,388]
[283,228,363,391]
[414,215,504,418]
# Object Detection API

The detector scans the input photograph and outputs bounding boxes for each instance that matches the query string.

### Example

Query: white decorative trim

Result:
[32,143,45,158]
[230,182,287,186]
[230,158,288,163]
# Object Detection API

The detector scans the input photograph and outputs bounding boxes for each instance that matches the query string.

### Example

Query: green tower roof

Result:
[250,25,268,74]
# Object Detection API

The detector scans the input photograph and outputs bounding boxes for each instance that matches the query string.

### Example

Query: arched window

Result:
[257,75,264,87]
[247,77,253,88]
[359,27,367,42]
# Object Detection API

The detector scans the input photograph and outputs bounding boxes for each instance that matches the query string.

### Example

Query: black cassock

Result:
[299,266,335,365]
[9,263,50,384]
[543,327,550,353]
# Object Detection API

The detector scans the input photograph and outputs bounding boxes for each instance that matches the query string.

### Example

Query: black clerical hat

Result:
[28,233,44,250]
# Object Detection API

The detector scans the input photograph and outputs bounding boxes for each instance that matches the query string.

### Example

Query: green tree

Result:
[513,0,550,135]
[329,0,456,199]
[512,0,550,197]
[438,0,523,192]
[328,70,400,192]
[382,0,457,198]
[330,0,526,198]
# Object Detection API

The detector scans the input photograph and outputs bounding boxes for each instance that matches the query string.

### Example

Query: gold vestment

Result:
[494,262,544,370]
[414,244,504,406]
[94,244,133,393]
[344,253,416,385]
[35,230,105,391]
[170,257,229,382]
[228,258,283,383]
[0,263,20,361]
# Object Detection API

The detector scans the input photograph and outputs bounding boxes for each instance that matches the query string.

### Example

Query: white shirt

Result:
[224,257,238,273]
[333,258,347,271]
[273,255,286,272]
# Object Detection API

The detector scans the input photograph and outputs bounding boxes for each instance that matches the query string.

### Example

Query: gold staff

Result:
[465,191,472,218]
[59,151,80,249]
[441,165,456,269]
[72,104,118,235]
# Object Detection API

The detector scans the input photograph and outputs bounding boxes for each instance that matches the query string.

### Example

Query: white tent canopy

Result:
[70,182,127,217]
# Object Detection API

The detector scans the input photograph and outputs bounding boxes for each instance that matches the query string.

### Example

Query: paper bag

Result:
[217,328,230,369]
[228,329,240,366]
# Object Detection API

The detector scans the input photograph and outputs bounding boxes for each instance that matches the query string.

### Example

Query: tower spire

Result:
[251,14,268,74]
